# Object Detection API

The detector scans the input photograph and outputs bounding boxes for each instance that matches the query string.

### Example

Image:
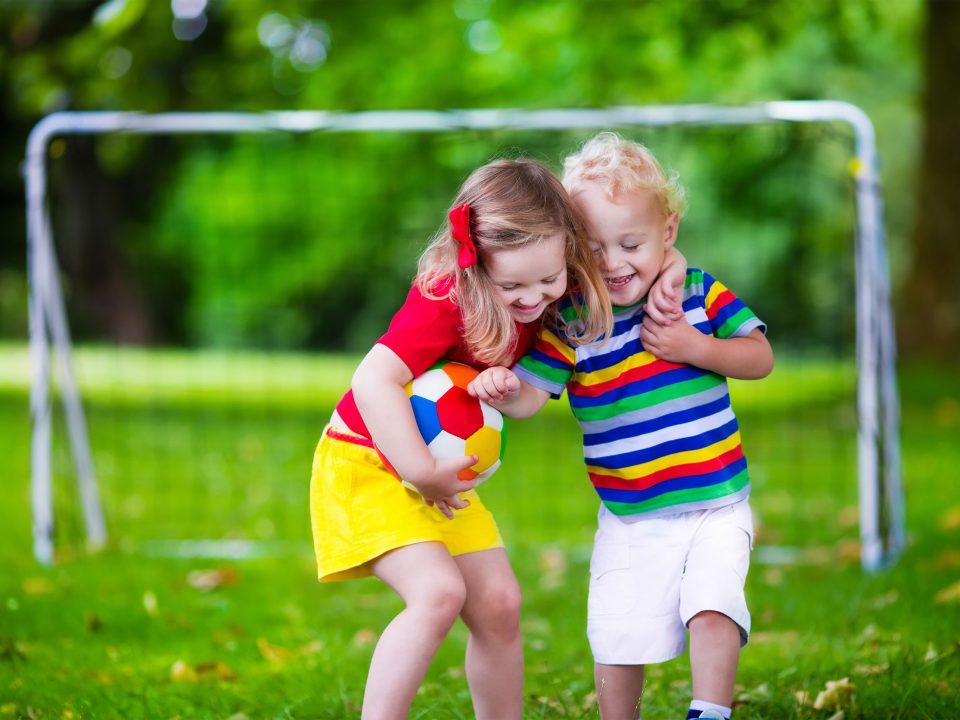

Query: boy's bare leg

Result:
[595,663,644,720]
[688,610,741,707]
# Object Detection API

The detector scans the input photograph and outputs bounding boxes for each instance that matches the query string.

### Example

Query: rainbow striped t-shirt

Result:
[514,269,766,520]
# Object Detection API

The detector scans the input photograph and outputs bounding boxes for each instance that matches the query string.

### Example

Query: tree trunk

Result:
[53,138,154,344]
[899,0,960,361]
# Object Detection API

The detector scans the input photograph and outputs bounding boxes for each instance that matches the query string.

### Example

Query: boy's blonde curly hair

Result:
[562,132,687,218]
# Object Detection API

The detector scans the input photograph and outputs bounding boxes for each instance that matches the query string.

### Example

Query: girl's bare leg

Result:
[362,542,466,720]
[455,548,524,720]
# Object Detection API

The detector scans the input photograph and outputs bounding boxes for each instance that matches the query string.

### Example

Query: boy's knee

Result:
[688,610,737,635]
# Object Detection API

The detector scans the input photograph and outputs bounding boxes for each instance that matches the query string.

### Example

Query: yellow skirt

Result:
[309,425,504,582]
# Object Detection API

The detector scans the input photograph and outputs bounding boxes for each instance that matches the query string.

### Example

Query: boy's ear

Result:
[663,212,680,248]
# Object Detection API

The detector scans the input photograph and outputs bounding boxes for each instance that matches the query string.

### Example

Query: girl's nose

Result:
[598,250,616,272]
[519,291,540,306]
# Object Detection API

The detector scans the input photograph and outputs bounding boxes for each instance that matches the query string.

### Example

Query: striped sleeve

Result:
[513,323,575,398]
[699,270,766,339]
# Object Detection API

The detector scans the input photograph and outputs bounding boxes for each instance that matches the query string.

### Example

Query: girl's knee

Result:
[411,575,467,630]
[436,577,469,617]
[468,582,522,639]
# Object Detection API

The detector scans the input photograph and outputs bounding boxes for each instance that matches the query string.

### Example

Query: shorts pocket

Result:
[588,544,635,616]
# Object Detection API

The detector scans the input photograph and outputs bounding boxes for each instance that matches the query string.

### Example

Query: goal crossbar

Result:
[24,102,903,569]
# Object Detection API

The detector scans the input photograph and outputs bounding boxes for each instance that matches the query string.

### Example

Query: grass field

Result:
[1,344,958,719]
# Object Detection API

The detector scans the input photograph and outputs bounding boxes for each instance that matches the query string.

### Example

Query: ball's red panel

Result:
[436,385,484,439]
[402,361,506,485]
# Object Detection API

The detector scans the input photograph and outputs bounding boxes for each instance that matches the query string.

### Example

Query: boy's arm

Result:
[640,319,774,380]
[352,343,478,514]
[468,366,551,418]
[644,246,687,324]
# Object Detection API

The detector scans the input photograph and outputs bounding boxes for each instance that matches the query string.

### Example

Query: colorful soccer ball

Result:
[403,361,506,484]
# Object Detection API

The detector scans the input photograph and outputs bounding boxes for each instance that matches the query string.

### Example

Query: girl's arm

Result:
[640,320,774,380]
[468,366,551,418]
[352,344,478,511]
[644,246,688,324]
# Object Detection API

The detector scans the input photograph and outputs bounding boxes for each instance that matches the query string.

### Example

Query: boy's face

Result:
[574,183,678,307]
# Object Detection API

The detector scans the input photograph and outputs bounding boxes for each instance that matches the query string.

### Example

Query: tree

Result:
[900,0,960,362]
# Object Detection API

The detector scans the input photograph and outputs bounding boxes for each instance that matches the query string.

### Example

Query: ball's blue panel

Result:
[410,395,443,444]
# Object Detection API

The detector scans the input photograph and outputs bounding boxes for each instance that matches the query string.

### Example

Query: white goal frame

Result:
[24,103,903,569]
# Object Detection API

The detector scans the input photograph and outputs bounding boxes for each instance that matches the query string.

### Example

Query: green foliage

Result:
[0,0,923,348]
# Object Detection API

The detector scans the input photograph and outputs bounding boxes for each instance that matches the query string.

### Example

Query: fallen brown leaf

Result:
[194,660,237,681]
[170,659,198,683]
[934,579,960,604]
[21,578,55,595]
[934,548,960,569]
[813,677,856,711]
[84,611,103,633]
[940,505,960,531]
[257,637,294,663]
[352,628,378,647]
[187,567,237,592]
[143,591,159,616]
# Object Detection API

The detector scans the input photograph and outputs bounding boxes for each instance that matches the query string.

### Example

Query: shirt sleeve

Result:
[513,322,576,399]
[698,270,767,339]
[376,285,463,377]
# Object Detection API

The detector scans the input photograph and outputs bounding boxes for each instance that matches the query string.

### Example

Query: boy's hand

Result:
[640,314,706,366]
[468,366,521,403]
[407,455,478,519]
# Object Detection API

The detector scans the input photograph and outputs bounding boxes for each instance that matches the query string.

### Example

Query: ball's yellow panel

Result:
[464,424,502,473]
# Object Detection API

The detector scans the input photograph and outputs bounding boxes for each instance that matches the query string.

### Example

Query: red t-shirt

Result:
[335,282,540,438]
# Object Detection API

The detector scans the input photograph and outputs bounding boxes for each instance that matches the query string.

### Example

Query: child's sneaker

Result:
[687,711,727,720]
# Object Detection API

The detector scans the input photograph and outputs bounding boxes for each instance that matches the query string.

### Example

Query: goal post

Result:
[24,103,903,569]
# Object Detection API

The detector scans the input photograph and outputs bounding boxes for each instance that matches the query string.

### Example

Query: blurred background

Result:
[1,1,958,717]
[0,0,955,358]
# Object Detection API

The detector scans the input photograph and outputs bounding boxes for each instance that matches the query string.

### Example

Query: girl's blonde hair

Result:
[418,158,611,366]
[562,132,687,217]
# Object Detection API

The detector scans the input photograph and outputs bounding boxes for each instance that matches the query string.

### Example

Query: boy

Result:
[468,133,773,720]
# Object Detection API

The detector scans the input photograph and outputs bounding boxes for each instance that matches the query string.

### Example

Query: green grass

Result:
[0,345,958,719]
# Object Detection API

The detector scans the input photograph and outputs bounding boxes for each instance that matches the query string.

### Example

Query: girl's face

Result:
[484,233,568,323]
[575,183,677,307]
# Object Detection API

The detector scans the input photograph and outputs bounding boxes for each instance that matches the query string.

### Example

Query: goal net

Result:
[24,105,902,569]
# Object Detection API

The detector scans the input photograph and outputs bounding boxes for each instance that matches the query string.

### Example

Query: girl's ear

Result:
[663,212,680,249]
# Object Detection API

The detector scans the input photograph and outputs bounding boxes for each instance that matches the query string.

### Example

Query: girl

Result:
[311,157,632,719]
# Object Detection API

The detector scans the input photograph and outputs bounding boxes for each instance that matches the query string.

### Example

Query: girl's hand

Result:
[644,245,687,325]
[468,366,521,403]
[640,314,706,366]
[644,267,686,325]
[408,455,479,519]
[427,493,472,520]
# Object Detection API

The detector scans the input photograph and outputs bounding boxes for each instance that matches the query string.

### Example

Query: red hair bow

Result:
[449,203,478,269]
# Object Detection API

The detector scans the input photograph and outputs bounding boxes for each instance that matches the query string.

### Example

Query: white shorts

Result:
[587,499,754,666]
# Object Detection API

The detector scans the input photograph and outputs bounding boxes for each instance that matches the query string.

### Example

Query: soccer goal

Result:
[24,103,903,570]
